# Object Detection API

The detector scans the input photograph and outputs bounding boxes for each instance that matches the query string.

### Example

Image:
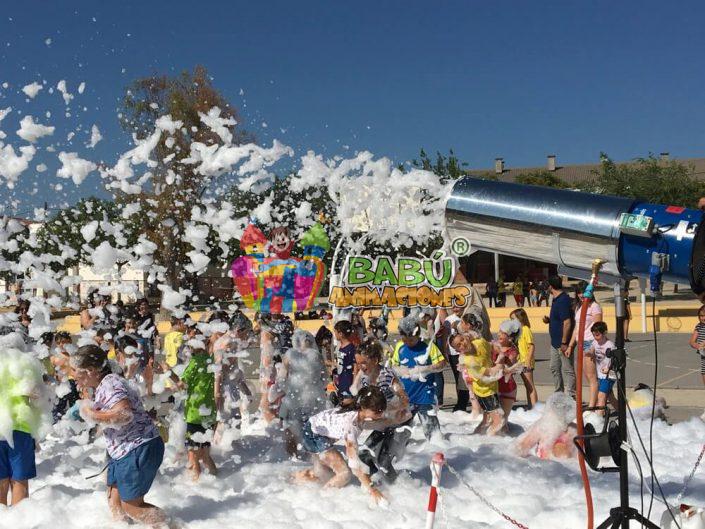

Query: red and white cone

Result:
[425,452,445,529]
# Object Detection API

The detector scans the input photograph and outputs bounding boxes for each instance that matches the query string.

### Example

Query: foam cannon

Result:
[445,177,705,295]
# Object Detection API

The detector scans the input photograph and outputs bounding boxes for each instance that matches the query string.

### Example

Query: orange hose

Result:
[576,295,595,529]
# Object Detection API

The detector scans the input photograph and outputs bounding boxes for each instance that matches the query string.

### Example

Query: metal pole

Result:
[494,252,500,282]
[329,236,345,322]
[639,277,647,333]
[614,281,629,529]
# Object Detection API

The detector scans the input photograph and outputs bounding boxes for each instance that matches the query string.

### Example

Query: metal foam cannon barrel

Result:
[445,177,705,295]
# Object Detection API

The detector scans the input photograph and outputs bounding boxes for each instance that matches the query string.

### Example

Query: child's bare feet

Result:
[293,469,320,483]
[203,457,218,476]
[189,464,201,482]
[473,421,488,435]
[109,510,130,523]
[369,487,386,504]
[324,470,351,488]
[109,504,129,523]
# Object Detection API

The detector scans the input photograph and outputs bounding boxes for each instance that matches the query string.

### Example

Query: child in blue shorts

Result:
[588,321,618,415]
[0,347,47,506]
[71,344,167,526]
[294,386,387,504]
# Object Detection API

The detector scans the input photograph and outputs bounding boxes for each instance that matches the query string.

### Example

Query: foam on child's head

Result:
[71,344,109,371]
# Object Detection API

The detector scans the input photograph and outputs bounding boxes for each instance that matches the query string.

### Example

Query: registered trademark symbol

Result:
[451,237,470,257]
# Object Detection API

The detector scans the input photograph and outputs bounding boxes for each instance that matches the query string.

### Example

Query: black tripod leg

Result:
[597,508,661,529]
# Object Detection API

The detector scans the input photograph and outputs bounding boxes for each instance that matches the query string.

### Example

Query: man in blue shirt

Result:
[542,276,576,398]
[391,316,447,440]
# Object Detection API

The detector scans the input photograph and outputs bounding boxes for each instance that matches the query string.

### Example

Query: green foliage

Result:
[412,149,468,182]
[36,198,137,271]
[223,174,340,275]
[487,152,704,208]
[582,153,705,207]
[0,218,31,283]
[514,169,569,189]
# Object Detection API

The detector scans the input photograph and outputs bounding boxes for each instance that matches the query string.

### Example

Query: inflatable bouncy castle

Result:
[231,222,329,314]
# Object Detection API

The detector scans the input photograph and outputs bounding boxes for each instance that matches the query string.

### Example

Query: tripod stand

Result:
[596,282,659,529]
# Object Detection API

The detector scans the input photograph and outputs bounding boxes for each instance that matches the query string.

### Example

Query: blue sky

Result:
[2,0,705,212]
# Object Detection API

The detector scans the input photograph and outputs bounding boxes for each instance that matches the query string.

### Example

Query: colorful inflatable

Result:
[231,222,329,313]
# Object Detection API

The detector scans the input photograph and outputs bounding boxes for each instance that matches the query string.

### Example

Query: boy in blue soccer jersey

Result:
[390,316,447,440]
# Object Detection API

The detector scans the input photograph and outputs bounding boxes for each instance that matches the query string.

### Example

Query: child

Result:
[50,331,81,423]
[350,309,367,343]
[688,305,705,394]
[390,316,447,440]
[213,312,254,436]
[176,321,198,366]
[163,316,185,370]
[588,321,618,414]
[352,339,411,482]
[450,333,505,435]
[116,335,142,383]
[529,282,539,308]
[181,343,217,481]
[492,319,523,424]
[294,386,387,503]
[510,309,538,409]
[452,313,484,417]
[438,305,467,412]
[515,392,577,459]
[314,325,334,372]
[94,328,116,359]
[276,330,327,456]
[71,345,166,526]
[135,300,158,396]
[0,348,48,506]
[257,314,282,422]
[333,320,358,404]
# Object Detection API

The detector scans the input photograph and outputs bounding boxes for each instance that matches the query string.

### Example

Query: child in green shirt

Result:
[0,347,49,506]
[180,346,217,481]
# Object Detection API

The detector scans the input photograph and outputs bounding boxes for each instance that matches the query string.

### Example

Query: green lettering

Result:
[347,256,374,285]
[398,258,424,286]
[373,257,398,286]
[424,258,453,288]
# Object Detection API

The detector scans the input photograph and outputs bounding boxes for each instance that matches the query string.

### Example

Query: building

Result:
[468,152,705,185]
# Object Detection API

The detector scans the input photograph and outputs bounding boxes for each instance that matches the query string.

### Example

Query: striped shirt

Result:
[696,323,705,356]
[358,366,396,402]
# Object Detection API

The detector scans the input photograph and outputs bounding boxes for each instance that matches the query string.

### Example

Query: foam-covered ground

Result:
[3,408,704,529]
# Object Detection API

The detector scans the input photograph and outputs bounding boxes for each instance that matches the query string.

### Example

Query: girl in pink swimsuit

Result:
[492,319,523,425]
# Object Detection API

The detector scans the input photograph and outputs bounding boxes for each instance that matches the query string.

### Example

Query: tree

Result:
[0,218,31,287]
[119,66,252,289]
[583,153,705,207]
[223,173,340,270]
[506,153,705,207]
[412,149,469,183]
[514,169,569,189]
[36,198,134,271]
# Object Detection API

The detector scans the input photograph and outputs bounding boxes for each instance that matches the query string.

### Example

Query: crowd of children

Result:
[3,291,702,527]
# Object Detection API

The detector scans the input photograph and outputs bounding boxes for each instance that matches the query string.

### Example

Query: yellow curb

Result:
[56,303,700,335]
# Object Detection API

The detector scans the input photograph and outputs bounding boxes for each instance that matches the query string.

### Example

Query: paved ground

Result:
[531,332,704,390]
